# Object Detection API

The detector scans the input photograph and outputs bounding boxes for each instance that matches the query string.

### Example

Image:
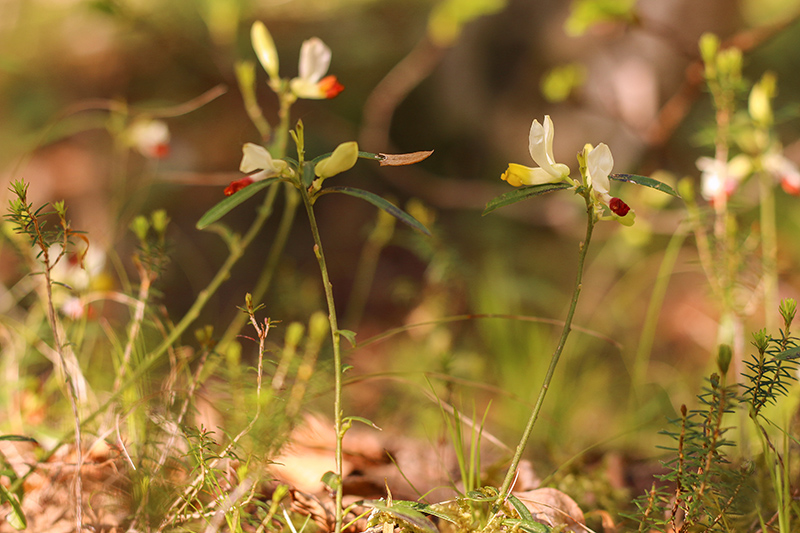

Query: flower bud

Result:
[315,141,359,179]
[251,21,279,81]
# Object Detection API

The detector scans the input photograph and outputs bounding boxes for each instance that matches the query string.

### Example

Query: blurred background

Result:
[3,0,800,482]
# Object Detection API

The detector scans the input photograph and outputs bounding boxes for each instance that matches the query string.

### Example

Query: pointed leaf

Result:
[339,329,357,347]
[343,416,381,430]
[0,485,26,530]
[363,501,439,533]
[196,178,281,229]
[319,186,431,235]
[609,173,680,197]
[411,503,459,524]
[0,435,37,443]
[503,518,551,533]
[509,494,534,521]
[776,345,800,361]
[483,183,571,215]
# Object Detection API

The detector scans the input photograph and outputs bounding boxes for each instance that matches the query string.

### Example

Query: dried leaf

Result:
[514,488,585,533]
[378,151,434,166]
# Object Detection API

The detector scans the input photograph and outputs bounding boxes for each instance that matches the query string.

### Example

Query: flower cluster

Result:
[225,141,359,197]
[696,151,800,203]
[501,115,634,225]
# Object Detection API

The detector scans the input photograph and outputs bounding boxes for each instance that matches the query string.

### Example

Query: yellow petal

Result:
[251,21,279,81]
[315,141,359,179]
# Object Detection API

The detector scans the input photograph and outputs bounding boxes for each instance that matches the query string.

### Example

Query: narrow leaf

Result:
[196,178,281,229]
[503,518,551,533]
[609,173,680,197]
[319,187,431,235]
[0,485,26,530]
[358,150,384,161]
[509,494,534,521]
[363,501,439,533]
[483,183,571,215]
[411,503,459,524]
[776,345,800,360]
[343,416,381,430]
[0,435,37,443]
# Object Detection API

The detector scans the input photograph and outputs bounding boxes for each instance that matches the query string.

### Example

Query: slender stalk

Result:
[299,185,345,533]
[30,214,83,531]
[496,198,596,502]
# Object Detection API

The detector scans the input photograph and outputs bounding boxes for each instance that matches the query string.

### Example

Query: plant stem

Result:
[496,200,595,502]
[299,185,345,533]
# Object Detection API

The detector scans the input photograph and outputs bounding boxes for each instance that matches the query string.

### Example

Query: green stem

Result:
[496,200,595,501]
[299,186,345,533]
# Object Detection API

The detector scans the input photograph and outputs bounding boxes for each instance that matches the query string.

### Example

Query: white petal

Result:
[298,38,331,83]
[587,143,613,194]
[240,143,274,173]
[527,116,563,178]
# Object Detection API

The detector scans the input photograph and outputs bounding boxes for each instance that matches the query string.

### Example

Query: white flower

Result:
[289,38,344,99]
[586,143,634,224]
[696,154,751,201]
[225,143,290,196]
[501,115,571,187]
[763,152,800,196]
[129,119,170,159]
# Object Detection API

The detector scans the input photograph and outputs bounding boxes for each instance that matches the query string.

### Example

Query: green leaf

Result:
[363,500,439,533]
[411,503,459,524]
[609,173,680,197]
[302,161,317,188]
[196,178,281,230]
[321,471,340,491]
[319,187,431,235]
[0,484,26,530]
[508,494,534,521]
[503,518,551,533]
[776,345,800,361]
[0,435,37,443]
[483,183,571,215]
[343,416,382,430]
[339,329,357,347]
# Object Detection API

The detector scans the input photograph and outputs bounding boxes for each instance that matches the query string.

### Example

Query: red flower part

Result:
[319,75,344,99]
[151,143,171,159]
[609,197,630,217]
[782,176,800,196]
[224,176,255,196]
